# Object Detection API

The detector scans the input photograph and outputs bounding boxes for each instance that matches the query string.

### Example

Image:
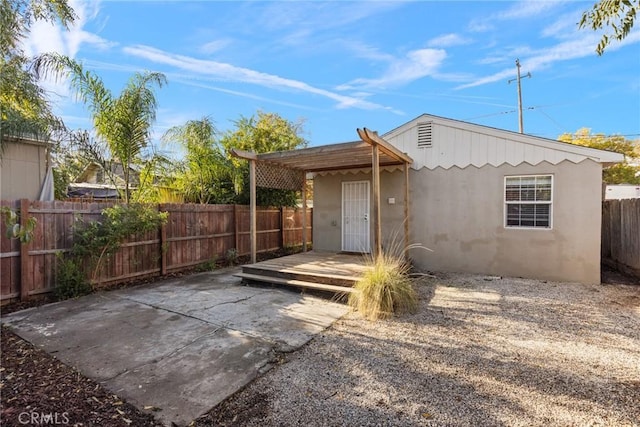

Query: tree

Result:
[579,0,639,55]
[0,0,76,143]
[559,128,640,184]
[162,117,232,204]
[219,111,308,206]
[35,53,167,204]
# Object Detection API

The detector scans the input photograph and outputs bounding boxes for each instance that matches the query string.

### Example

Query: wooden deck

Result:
[235,252,370,294]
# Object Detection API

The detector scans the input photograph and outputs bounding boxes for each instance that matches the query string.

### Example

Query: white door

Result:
[342,181,370,253]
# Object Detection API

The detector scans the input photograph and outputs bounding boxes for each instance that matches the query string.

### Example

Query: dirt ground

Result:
[1,267,638,426]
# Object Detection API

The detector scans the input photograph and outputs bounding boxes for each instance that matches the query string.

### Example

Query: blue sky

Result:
[27,0,640,151]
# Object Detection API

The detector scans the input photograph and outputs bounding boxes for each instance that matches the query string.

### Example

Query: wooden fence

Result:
[602,198,640,278]
[0,200,312,304]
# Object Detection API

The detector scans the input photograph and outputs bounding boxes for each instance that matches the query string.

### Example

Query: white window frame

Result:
[504,174,553,230]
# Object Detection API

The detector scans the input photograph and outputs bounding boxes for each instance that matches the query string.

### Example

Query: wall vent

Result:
[417,122,432,148]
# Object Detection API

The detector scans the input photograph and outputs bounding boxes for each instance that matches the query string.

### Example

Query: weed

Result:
[54,254,92,300]
[225,248,239,266]
[196,256,218,272]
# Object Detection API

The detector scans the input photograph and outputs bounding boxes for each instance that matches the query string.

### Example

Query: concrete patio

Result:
[1,267,349,426]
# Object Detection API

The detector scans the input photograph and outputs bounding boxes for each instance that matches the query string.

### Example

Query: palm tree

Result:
[0,0,76,149]
[162,117,231,204]
[34,53,166,204]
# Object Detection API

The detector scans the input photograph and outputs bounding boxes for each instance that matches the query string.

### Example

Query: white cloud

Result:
[342,41,395,62]
[200,39,233,55]
[258,1,403,35]
[123,44,391,111]
[172,79,318,111]
[24,0,114,58]
[496,1,563,20]
[458,30,640,90]
[338,48,447,90]
[469,1,564,33]
[427,33,473,48]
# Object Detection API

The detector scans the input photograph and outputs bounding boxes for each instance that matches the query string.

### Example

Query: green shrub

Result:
[72,204,168,283]
[348,252,418,321]
[196,256,218,272]
[54,255,92,300]
[225,248,239,266]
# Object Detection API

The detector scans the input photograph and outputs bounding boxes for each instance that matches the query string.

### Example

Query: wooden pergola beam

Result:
[230,148,258,161]
[357,128,412,260]
[230,129,413,264]
[371,144,382,258]
[357,128,413,164]
[231,148,257,263]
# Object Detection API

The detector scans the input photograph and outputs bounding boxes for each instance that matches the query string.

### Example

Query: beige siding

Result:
[1,140,47,200]
[408,160,603,284]
[384,115,623,170]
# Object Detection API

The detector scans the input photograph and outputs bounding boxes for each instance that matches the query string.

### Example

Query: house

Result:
[0,136,53,201]
[67,161,139,199]
[237,114,624,284]
[67,161,184,202]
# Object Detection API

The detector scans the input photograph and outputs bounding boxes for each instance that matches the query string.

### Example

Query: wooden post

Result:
[160,204,168,275]
[20,199,30,301]
[280,206,286,249]
[230,149,258,263]
[249,159,257,264]
[403,162,410,257]
[372,145,382,258]
[234,204,240,253]
[301,183,307,252]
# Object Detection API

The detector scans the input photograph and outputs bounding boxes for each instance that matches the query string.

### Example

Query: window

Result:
[504,175,552,229]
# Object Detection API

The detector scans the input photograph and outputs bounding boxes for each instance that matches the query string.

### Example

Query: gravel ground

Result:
[197,273,640,427]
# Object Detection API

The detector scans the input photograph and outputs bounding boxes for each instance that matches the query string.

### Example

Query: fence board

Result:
[1,201,312,303]
[602,199,640,278]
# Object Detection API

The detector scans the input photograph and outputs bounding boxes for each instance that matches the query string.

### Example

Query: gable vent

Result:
[417,122,433,148]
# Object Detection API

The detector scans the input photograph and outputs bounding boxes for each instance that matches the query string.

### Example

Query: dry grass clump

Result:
[348,252,418,321]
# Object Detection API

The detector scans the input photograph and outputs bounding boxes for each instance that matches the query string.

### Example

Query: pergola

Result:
[232,128,413,263]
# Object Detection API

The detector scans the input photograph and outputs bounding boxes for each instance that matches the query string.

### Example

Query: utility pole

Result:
[508,59,531,133]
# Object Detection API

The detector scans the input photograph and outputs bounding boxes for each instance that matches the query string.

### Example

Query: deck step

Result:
[235,272,355,294]
[241,266,358,287]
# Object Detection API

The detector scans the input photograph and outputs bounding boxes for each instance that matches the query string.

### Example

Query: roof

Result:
[257,141,405,172]
[234,128,413,173]
[1,135,52,148]
[67,183,121,199]
[234,114,625,174]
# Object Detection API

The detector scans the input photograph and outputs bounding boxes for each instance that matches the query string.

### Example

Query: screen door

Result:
[342,181,370,253]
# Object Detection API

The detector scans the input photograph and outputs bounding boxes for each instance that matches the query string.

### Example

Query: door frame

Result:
[341,180,371,253]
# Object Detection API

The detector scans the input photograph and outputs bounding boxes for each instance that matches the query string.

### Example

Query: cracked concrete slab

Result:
[2,267,349,426]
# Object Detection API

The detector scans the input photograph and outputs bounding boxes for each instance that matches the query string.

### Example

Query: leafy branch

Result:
[69,204,168,284]
[1,207,36,243]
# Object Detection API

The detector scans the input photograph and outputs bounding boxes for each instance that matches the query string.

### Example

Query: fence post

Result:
[234,204,241,253]
[309,207,313,248]
[159,204,167,275]
[19,199,30,301]
[280,206,286,249]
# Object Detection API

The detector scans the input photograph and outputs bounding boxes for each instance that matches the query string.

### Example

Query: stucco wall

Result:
[313,170,406,253]
[1,140,47,200]
[313,160,603,284]
[409,160,603,284]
